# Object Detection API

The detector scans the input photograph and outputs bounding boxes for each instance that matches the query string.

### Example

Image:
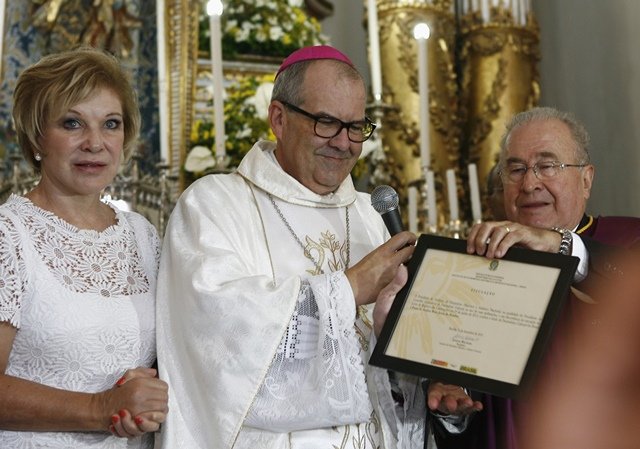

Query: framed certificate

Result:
[370,234,579,398]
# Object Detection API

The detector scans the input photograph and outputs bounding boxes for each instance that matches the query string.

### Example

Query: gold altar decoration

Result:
[373,0,459,230]
[157,0,539,229]
[369,0,539,234]
[161,0,200,189]
[458,3,540,220]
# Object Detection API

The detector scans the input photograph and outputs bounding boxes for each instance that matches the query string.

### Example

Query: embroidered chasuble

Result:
[156,141,426,449]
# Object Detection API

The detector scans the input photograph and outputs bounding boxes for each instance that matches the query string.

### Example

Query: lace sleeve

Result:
[245,271,373,432]
[125,212,161,275]
[0,215,28,328]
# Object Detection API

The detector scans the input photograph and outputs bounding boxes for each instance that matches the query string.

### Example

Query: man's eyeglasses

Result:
[281,101,376,143]
[500,161,588,183]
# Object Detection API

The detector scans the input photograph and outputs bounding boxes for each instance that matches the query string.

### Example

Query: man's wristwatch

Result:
[551,227,573,255]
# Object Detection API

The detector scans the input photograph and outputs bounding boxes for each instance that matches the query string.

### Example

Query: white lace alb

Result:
[242,189,379,447]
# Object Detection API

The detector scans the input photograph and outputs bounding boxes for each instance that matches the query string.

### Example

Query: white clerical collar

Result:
[237,140,355,208]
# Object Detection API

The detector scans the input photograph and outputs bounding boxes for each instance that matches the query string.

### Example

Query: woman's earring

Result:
[34,153,42,161]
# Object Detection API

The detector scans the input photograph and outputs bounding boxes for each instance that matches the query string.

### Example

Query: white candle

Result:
[413,23,431,169]
[521,0,527,25]
[0,0,5,77]
[408,186,418,233]
[208,0,226,159]
[427,170,438,228]
[468,163,482,222]
[426,169,437,227]
[367,0,383,101]
[156,0,169,163]
[446,169,459,222]
[481,0,490,22]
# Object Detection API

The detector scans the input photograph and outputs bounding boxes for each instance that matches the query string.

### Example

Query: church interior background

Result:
[0,0,639,236]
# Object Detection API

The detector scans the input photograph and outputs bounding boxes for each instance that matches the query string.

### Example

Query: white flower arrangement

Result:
[184,145,216,173]
[190,0,329,182]
[186,75,276,177]
[215,0,328,59]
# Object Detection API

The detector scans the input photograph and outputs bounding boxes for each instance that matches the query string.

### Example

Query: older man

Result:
[156,45,444,449]
[431,107,640,449]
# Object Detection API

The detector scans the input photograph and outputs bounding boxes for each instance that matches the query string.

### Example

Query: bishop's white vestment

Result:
[156,141,426,449]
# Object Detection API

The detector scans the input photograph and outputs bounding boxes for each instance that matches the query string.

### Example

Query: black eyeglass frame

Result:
[280,101,376,143]
[499,161,588,183]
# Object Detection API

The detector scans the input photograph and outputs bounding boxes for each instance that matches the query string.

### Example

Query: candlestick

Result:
[446,169,459,222]
[208,0,226,160]
[367,0,383,101]
[468,163,482,222]
[413,23,431,169]
[426,169,437,227]
[408,186,418,233]
[156,0,169,163]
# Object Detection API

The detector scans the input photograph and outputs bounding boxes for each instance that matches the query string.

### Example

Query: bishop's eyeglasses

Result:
[281,101,376,143]
[500,161,588,183]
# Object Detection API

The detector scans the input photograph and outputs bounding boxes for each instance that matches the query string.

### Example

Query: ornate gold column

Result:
[373,0,459,229]
[458,4,540,219]
[163,0,200,189]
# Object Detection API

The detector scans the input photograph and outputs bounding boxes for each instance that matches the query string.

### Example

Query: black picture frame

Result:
[370,234,579,398]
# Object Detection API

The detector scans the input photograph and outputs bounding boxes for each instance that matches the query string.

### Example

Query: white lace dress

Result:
[0,194,159,449]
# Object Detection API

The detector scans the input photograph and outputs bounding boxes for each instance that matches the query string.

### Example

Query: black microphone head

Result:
[371,185,399,214]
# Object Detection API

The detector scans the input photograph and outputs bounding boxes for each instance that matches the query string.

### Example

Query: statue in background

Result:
[31,0,142,58]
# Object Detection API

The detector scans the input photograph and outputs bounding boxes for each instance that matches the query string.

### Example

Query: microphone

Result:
[371,185,404,236]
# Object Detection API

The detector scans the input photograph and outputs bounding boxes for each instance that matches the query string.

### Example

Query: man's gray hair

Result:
[271,59,364,106]
[499,106,591,165]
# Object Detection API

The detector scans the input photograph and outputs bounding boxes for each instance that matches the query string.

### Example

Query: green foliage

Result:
[187,74,276,178]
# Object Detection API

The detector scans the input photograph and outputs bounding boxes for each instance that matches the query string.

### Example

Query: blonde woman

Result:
[0,47,167,448]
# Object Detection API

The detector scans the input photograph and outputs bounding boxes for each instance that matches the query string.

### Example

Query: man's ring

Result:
[485,238,491,245]
[504,225,511,233]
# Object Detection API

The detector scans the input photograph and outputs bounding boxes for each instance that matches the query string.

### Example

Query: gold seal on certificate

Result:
[370,234,579,398]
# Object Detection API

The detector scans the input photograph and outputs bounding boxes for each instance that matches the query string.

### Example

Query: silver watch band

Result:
[551,227,573,255]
